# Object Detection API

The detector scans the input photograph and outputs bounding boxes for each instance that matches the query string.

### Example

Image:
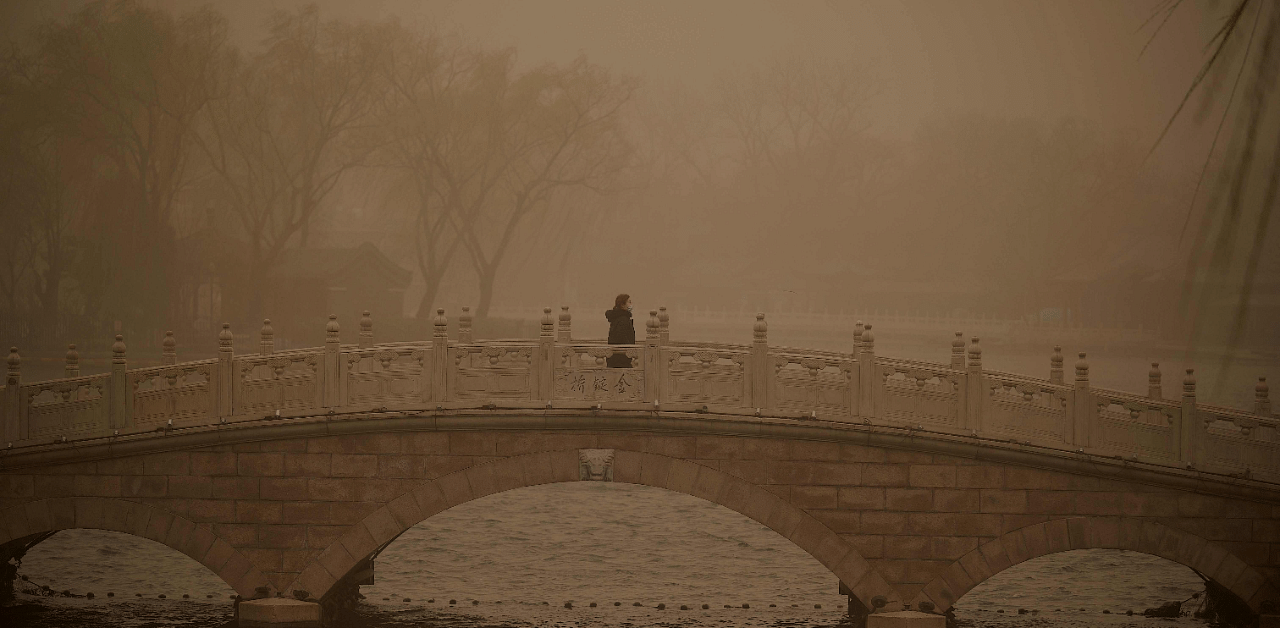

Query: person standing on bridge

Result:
[606,294,635,367]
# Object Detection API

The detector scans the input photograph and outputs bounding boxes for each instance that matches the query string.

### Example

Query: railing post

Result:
[260,319,274,355]
[751,314,769,409]
[853,320,864,355]
[658,306,669,346]
[644,310,662,404]
[4,347,21,443]
[965,337,983,433]
[1181,369,1199,466]
[1148,362,1162,400]
[538,307,555,400]
[359,311,374,349]
[162,332,176,365]
[1049,345,1063,385]
[950,331,964,369]
[65,344,80,377]
[1256,377,1271,415]
[859,325,876,418]
[1072,352,1092,448]
[431,309,448,402]
[323,315,342,408]
[217,324,234,418]
[109,335,131,430]
[459,307,473,343]
[557,306,571,342]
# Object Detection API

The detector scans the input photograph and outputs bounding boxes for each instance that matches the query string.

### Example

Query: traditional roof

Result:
[267,242,412,289]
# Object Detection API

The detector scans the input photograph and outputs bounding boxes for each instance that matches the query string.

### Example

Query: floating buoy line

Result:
[16,572,840,615]
[14,572,224,602]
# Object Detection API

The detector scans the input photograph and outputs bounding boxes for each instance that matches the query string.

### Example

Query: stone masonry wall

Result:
[0,430,1277,609]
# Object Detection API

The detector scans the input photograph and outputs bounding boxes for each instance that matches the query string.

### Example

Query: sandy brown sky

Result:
[3,0,1222,162]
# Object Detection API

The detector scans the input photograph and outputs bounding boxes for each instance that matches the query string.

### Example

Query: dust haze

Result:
[1,0,1276,362]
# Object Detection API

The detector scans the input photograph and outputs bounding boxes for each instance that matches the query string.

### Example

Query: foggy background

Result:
[1,0,1276,376]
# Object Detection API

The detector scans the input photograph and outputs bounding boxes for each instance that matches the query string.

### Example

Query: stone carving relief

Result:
[578,448,615,481]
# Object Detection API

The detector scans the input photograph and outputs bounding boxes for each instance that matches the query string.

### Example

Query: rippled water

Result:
[5,482,1216,627]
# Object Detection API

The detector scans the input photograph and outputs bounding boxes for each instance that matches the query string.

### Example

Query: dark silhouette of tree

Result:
[1146,0,1280,383]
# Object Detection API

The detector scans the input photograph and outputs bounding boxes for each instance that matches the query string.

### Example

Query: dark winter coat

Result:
[605,308,635,367]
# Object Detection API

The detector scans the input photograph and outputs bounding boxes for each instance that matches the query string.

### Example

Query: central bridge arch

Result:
[289,449,898,609]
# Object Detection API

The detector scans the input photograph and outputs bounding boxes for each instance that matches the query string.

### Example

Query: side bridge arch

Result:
[0,497,274,597]
[912,516,1279,613]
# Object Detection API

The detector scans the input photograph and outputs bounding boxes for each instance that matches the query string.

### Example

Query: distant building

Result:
[174,231,411,345]
[264,242,412,335]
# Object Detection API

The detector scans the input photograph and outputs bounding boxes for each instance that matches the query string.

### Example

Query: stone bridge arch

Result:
[0,497,274,597]
[287,449,899,610]
[912,516,1277,613]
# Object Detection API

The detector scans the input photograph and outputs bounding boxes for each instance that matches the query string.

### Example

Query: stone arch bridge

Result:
[1,307,1277,624]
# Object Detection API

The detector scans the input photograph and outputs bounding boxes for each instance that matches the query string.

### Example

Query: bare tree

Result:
[33,0,227,333]
[716,55,879,208]
[457,56,636,318]
[377,26,486,320]
[196,6,390,320]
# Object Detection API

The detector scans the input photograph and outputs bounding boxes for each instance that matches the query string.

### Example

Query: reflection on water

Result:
[6,483,1220,627]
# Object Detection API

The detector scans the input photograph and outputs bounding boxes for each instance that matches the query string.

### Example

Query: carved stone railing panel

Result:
[1199,405,1280,478]
[23,374,110,440]
[129,359,217,428]
[670,340,752,353]
[449,343,536,401]
[1092,390,1180,461]
[235,352,322,415]
[771,351,852,415]
[553,344,644,402]
[665,346,749,407]
[344,345,429,407]
[984,373,1071,444]
[876,358,961,428]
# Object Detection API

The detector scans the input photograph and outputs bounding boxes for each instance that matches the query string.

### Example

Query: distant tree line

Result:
[2,0,1265,355]
[0,1,636,350]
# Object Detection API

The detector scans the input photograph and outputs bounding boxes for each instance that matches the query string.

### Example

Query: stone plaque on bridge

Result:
[578,448,615,481]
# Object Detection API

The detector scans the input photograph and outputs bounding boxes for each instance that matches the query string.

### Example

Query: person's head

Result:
[614,293,632,311]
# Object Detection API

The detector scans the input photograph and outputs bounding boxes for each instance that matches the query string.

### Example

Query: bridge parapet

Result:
[2,308,1277,483]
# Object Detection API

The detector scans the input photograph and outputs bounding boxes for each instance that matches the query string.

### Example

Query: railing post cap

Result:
[1183,368,1196,394]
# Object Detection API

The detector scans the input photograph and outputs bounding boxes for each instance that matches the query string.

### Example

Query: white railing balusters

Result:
[0,304,1275,483]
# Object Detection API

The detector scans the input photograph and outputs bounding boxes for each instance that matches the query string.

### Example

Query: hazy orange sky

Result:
[3,0,1223,163]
